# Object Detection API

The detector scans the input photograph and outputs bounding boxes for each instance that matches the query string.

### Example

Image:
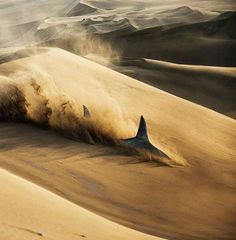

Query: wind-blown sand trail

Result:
[0,168,160,240]
[0,48,236,240]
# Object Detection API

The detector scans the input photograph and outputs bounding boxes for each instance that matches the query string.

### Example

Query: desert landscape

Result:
[0,1,236,240]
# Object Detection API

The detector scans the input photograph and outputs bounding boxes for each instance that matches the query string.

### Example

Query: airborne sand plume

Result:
[0,48,181,166]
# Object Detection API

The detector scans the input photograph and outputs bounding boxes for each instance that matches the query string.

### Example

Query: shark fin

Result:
[83,105,91,119]
[121,115,170,160]
[136,115,149,140]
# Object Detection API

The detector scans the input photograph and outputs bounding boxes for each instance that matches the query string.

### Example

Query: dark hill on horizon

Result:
[100,11,236,66]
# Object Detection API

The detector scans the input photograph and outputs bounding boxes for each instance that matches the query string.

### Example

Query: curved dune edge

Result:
[112,57,236,117]
[0,168,163,240]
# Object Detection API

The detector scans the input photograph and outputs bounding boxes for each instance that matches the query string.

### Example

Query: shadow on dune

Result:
[113,57,236,118]
[0,122,168,168]
[99,11,236,66]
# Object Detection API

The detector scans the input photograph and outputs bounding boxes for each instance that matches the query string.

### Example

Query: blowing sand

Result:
[0,48,235,240]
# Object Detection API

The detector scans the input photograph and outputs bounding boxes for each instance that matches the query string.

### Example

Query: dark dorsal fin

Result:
[136,115,149,140]
[83,105,91,118]
[121,115,171,161]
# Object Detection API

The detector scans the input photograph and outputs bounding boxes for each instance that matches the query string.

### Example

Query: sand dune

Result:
[0,0,75,47]
[1,0,235,49]
[0,0,71,26]
[29,10,236,71]
[0,168,161,240]
[83,0,236,12]
[0,48,236,239]
[0,0,222,47]
[1,1,236,240]
[34,4,216,39]
[2,0,235,69]
[113,58,236,117]
[67,2,99,17]
[103,12,236,66]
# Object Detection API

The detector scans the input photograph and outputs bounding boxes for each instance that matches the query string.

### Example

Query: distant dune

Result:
[66,2,99,16]
[1,0,236,47]
[34,4,216,38]
[113,58,236,117]
[0,0,75,47]
[29,9,236,68]
[102,12,236,66]
[0,48,236,239]
[83,0,236,12]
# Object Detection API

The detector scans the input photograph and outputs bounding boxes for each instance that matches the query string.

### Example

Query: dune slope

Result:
[0,168,160,240]
[0,48,236,240]
[113,58,236,117]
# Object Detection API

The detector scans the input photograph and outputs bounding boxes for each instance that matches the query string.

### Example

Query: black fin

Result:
[136,115,149,140]
[83,105,91,118]
[121,115,170,160]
